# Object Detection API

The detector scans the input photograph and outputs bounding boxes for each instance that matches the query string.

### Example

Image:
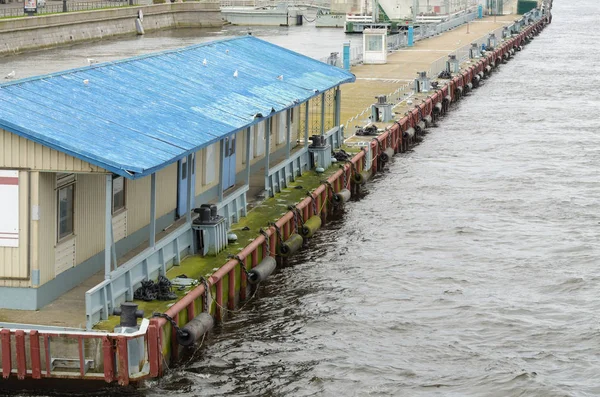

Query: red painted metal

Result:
[1,329,11,379]
[240,254,249,300]
[44,335,50,377]
[228,268,235,310]
[117,337,129,386]
[187,300,195,323]
[30,331,41,380]
[148,324,159,378]
[171,312,179,361]
[103,336,114,382]
[78,337,85,377]
[15,330,26,380]
[216,279,223,321]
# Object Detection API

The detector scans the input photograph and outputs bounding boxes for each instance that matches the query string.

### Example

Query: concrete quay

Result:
[0,1,222,55]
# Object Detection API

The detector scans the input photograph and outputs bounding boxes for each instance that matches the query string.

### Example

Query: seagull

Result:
[233,69,238,78]
[87,58,98,65]
[277,75,283,80]
[83,79,89,85]
[226,49,230,54]
[202,58,208,66]
[4,70,15,79]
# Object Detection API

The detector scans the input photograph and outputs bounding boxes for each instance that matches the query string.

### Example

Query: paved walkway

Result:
[340,4,520,130]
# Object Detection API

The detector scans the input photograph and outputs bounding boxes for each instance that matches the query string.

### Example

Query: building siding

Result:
[74,174,106,265]
[38,172,55,286]
[128,162,178,235]
[0,170,30,287]
[0,128,106,173]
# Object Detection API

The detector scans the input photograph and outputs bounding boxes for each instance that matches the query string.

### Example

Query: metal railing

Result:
[265,147,309,197]
[85,222,194,330]
[220,0,329,8]
[0,0,140,18]
[0,319,155,385]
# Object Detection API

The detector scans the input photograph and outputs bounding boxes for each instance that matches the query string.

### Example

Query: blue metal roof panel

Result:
[0,36,355,178]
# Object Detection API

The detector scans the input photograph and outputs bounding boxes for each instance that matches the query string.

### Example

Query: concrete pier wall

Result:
[0,2,222,55]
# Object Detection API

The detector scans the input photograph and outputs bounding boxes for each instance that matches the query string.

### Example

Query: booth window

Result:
[367,36,383,52]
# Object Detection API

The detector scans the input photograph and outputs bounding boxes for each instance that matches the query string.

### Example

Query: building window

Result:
[57,174,75,241]
[112,176,126,214]
[367,35,383,52]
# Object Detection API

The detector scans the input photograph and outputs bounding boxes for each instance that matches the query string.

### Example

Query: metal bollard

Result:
[113,302,144,328]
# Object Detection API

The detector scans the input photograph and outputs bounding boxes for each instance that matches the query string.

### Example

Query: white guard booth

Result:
[363,28,387,64]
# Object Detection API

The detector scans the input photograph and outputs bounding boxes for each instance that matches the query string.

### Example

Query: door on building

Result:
[177,154,196,218]
[222,134,236,191]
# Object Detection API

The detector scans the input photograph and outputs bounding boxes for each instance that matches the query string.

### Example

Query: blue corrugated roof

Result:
[0,36,355,178]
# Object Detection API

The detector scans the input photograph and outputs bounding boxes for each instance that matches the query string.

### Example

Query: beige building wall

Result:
[0,128,106,173]
[195,142,221,197]
[0,170,30,288]
[38,172,57,286]
[32,162,179,287]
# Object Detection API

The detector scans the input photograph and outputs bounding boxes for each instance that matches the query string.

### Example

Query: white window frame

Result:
[112,175,126,215]
[56,173,76,242]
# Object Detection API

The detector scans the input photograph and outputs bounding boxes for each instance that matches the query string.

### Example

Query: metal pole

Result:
[265,120,271,179]
[149,173,156,248]
[219,141,225,202]
[186,154,193,224]
[104,174,112,279]
[304,102,309,150]
[334,87,341,128]
[286,109,291,159]
[320,92,325,136]
[245,127,251,186]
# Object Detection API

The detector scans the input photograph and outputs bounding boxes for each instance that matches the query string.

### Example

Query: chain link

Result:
[230,254,250,279]
[306,191,318,215]
[152,312,184,337]
[259,228,271,255]
[322,180,335,199]
[270,222,284,245]
[199,276,210,313]
[288,205,304,233]
[340,164,348,189]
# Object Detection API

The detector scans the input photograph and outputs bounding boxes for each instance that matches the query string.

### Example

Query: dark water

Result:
[5,1,600,396]
[142,2,600,396]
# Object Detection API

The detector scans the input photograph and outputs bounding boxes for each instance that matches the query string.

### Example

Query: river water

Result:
[5,0,600,396]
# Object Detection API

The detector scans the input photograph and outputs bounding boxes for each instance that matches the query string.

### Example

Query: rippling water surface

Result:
[5,0,600,396]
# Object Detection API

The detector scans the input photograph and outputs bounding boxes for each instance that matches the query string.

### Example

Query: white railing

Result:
[85,223,193,330]
[346,14,374,23]
[217,184,249,228]
[265,147,310,197]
